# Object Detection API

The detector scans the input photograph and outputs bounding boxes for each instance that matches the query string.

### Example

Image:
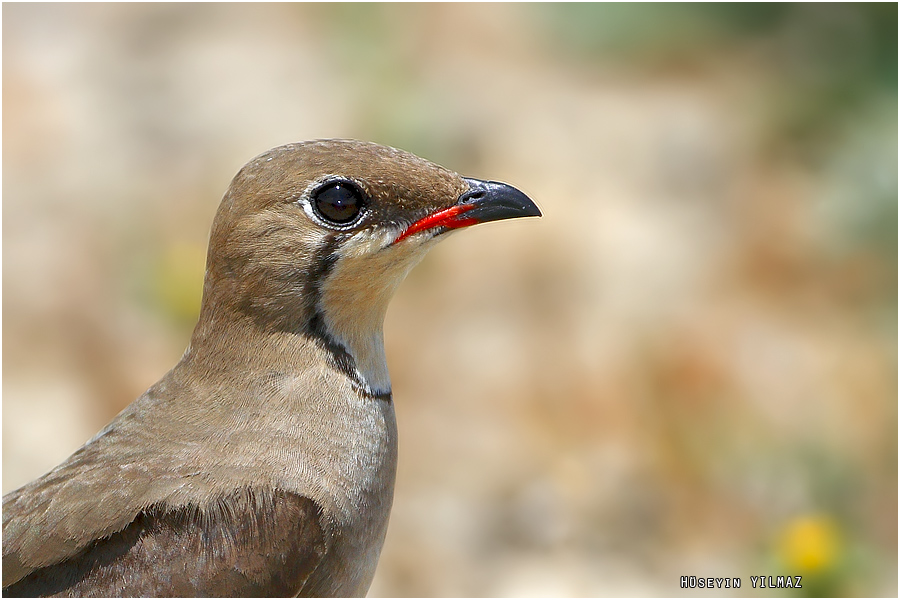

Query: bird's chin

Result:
[379,227,431,250]
[390,227,456,250]
[430,226,460,240]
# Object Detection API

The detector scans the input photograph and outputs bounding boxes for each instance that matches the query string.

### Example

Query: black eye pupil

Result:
[314,181,364,224]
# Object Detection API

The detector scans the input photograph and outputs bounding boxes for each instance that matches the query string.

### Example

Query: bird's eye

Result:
[312,180,365,225]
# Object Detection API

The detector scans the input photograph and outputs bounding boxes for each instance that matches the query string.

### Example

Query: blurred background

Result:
[3,3,896,596]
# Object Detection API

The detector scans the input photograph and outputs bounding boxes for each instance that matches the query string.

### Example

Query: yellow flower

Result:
[778,514,840,572]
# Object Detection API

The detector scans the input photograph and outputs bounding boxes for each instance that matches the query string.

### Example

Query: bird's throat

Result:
[316,233,430,397]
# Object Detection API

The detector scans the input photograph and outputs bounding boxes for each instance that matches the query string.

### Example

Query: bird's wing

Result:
[4,485,327,597]
[2,410,328,595]
[2,425,167,589]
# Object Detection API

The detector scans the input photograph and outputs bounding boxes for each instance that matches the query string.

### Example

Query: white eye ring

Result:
[297,177,370,230]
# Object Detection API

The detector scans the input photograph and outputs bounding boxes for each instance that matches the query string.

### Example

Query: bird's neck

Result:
[191,230,431,398]
[315,240,428,396]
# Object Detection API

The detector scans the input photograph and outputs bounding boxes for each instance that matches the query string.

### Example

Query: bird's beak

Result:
[393,178,541,244]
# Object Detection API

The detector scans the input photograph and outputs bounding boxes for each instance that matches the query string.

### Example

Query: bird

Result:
[2,139,541,597]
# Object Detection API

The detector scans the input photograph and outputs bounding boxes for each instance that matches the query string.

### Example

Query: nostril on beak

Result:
[458,188,486,204]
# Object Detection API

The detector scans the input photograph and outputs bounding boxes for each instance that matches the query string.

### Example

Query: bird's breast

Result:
[161,343,400,594]
[277,379,399,596]
[320,398,398,595]
[240,365,397,593]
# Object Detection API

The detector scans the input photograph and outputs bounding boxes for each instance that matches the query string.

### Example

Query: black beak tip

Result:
[460,177,542,222]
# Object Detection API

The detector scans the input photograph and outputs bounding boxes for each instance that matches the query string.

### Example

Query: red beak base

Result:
[392,178,540,245]
[393,204,479,245]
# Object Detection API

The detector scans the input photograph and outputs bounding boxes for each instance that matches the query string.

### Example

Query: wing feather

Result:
[4,485,326,597]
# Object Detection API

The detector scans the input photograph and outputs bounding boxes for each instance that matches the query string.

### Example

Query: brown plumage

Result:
[2,140,540,597]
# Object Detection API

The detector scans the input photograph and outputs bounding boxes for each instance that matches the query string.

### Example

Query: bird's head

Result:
[193,140,540,394]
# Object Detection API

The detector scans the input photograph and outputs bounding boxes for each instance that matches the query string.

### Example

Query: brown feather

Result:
[4,489,325,597]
